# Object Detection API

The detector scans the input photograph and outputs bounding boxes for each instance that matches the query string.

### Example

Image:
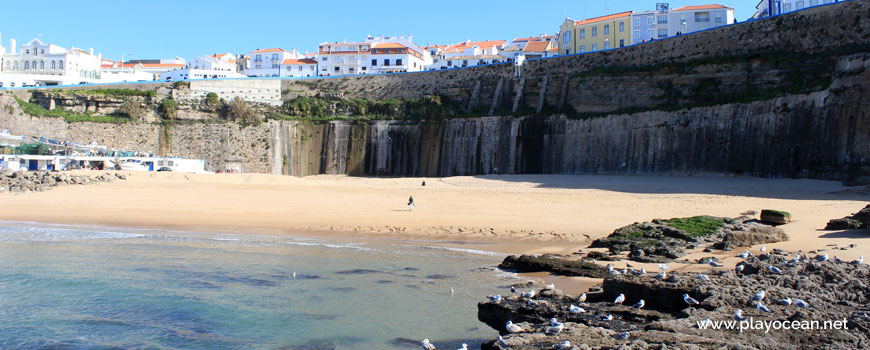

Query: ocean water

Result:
[0,223,520,350]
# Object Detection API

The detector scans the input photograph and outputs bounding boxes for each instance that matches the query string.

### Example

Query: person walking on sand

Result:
[408,196,415,211]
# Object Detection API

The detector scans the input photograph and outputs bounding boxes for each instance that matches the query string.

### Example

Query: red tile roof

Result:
[574,11,633,26]
[523,41,552,52]
[513,35,555,42]
[671,4,729,11]
[101,63,184,69]
[281,58,318,65]
[250,48,288,53]
[373,42,408,49]
[443,40,505,54]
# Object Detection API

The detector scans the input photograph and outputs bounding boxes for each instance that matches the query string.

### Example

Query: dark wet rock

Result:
[326,287,356,292]
[760,209,792,225]
[425,274,455,280]
[586,251,620,261]
[334,269,382,275]
[716,222,789,249]
[0,171,124,194]
[499,255,609,278]
[479,254,870,349]
[826,204,870,230]
[590,216,727,262]
[376,280,394,284]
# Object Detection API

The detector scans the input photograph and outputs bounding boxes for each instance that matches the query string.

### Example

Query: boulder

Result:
[498,255,609,278]
[716,222,789,248]
[760,209,792,225]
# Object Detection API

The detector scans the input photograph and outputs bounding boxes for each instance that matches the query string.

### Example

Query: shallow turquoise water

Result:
[0,223,518,349]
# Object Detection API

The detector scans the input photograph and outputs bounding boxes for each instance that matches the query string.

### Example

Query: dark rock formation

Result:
[826,204,870,230]
[480,254,870,349]
[760,209,792,225]
[716,222,789,249]
[498,255,609,278]
[0,171,125,194]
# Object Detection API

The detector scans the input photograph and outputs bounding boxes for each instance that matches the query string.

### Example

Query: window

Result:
[272,53,278,61]
[658,15,668,24]
[619,22,624,32]
[462,60,468,66]
[39,61,44,70]
[796,1,805,9]
[372,59,377,66]
[334,67,340,72]
[563,31,572,43]
[384,59,390,66]
[25,49,29,54]
[634,18,640,26]
[604,24,610,35]
[15,61,19,70]
[322,57,327,61]
[579,45,585,53]
[810,0,818,5]
[40,49,44,55]
[695,12,710,22]
[4,61,8,70]
[658,28,668,38]
[648,29,654,38]
[272,64,278,68]
[255,54,262,62]
[298,66,303,71]
[619,39,624,47]
[604,42,610,49]
[715,16,722,23]
[579,29,585,38]
[592,27,598,37]
[784,3,791,12]
[447,61,452,66]
[634,30,640,38]
[591,44,597,51]
[396,59,403,66]
[24,61,29,70]
[647,17,653,24]
[255,65,261,69]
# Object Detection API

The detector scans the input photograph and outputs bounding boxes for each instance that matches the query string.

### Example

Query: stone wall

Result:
[176,79,282,106]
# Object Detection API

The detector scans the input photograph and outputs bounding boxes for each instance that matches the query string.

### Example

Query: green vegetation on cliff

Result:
[272,94,463,122]
[54,88,156,98]
[13,96,130,124]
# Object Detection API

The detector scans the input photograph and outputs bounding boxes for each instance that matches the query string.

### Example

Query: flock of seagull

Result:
[421,244,864,349]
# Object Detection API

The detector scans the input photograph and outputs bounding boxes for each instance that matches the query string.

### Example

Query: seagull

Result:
[656,271,667,280]
[709,260,723,267]
[569,304,585,313]
[621,268,628,275]
[786,255,801,265]
[422,339,436,350]
[737,250,751,259]
[760,245,767,252]
[640,267,647,274]
[505,320,523,333]
[734,309,746,321]
[545,321,564,334]
[544,283,555,290]
[834,256,843,263]
[751,290,766,302]
[549,318,561,327]
[683,293,700,305]
[632,299,645,309]
[510,286,517,293]
[601,314,614,321]
[735,264,745,273]
[521,289,535,299]
[794,299,812,309]
[614,293,625,304]
[614,331,630,340]
[778,297,792,306]
[853,256,864,265]
[696,273,711,282]
[757,302,773,313]
[607,264,616,275]
[457,343,468,350]
[577,292,587,303]
[769,265,783,275]
[496,336,509,348]
[555,340,571,349]
[488,295,502,303]
[292,271,296,280]
[658,264,670,271]
[450,286,455,294]
[816,254,828,262]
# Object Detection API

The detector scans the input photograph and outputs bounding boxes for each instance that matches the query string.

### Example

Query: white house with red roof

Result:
[157,53,246,81]
[667,4,734,34]
[244,48,303,77]
[424,39,507,70]
[317,35,430,76]
[279,58,318,77]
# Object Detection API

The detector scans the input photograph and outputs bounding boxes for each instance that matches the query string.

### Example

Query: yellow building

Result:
[558,11,632,55]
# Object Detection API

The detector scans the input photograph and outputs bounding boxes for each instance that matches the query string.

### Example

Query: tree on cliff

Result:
[119,99,147,121]
[227,97,260,126]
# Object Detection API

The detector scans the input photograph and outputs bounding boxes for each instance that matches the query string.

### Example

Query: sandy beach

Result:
[1,172,866,261]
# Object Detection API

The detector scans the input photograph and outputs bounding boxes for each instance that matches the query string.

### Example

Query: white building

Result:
[630,3,734,44]
[158,53,246,81]
[318,35,430,76]
[0,36,103,87]
[425,39,505,70]
[753,0,840,18]
[279,58,318,77]
[100,58,185,83]
[245,48,303,77]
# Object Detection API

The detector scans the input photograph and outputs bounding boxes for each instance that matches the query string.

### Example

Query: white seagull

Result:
[632,299,645,309]
[696,273,711,281]
[778,297,792,306]
[496,336,509,348]
[709,260,723,267]
[292,271,296,280]
[505,320,523,333]
[510,286,517,293]
[658,264,670,271]
[614,293,625,304]
[549,318,561,327]
[816,254,828,262]
[545,322,564,334]
[737,251,751,259]
[853,256,864,265]
[834,256,843,263]
[760,245,767,252]
[577,292,587,303]
[601,314,614,321]
[456,343,467,350]
[683,293,700,305]
[421,339,436,350]
[488,295,502,303]
[794,299,812,309]
[769,265,783,275]
[751,290,766,302]
[555,340,572,349]
[735,264,745,273]
[521,289,535,299]
[569,304,585,313]
[656,271,667,280]
[640,267,647,274]
[614,331,630,340]
[544,283,555,290]
[756,302,773,313]
[734,309,746,321]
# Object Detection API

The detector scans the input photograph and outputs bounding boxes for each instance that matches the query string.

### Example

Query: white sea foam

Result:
[0,225,147,242]
[420,245,504,257]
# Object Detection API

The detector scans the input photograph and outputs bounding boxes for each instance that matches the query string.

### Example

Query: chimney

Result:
[10,38,16,54]
[89,48,94,55]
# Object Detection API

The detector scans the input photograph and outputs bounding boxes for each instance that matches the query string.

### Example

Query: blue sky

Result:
[0,0,756,62]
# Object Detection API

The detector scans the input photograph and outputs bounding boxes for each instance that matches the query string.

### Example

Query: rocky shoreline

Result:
[0,170,125,194]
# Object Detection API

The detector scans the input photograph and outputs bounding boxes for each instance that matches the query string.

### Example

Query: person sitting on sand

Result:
[408,196,414,211]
